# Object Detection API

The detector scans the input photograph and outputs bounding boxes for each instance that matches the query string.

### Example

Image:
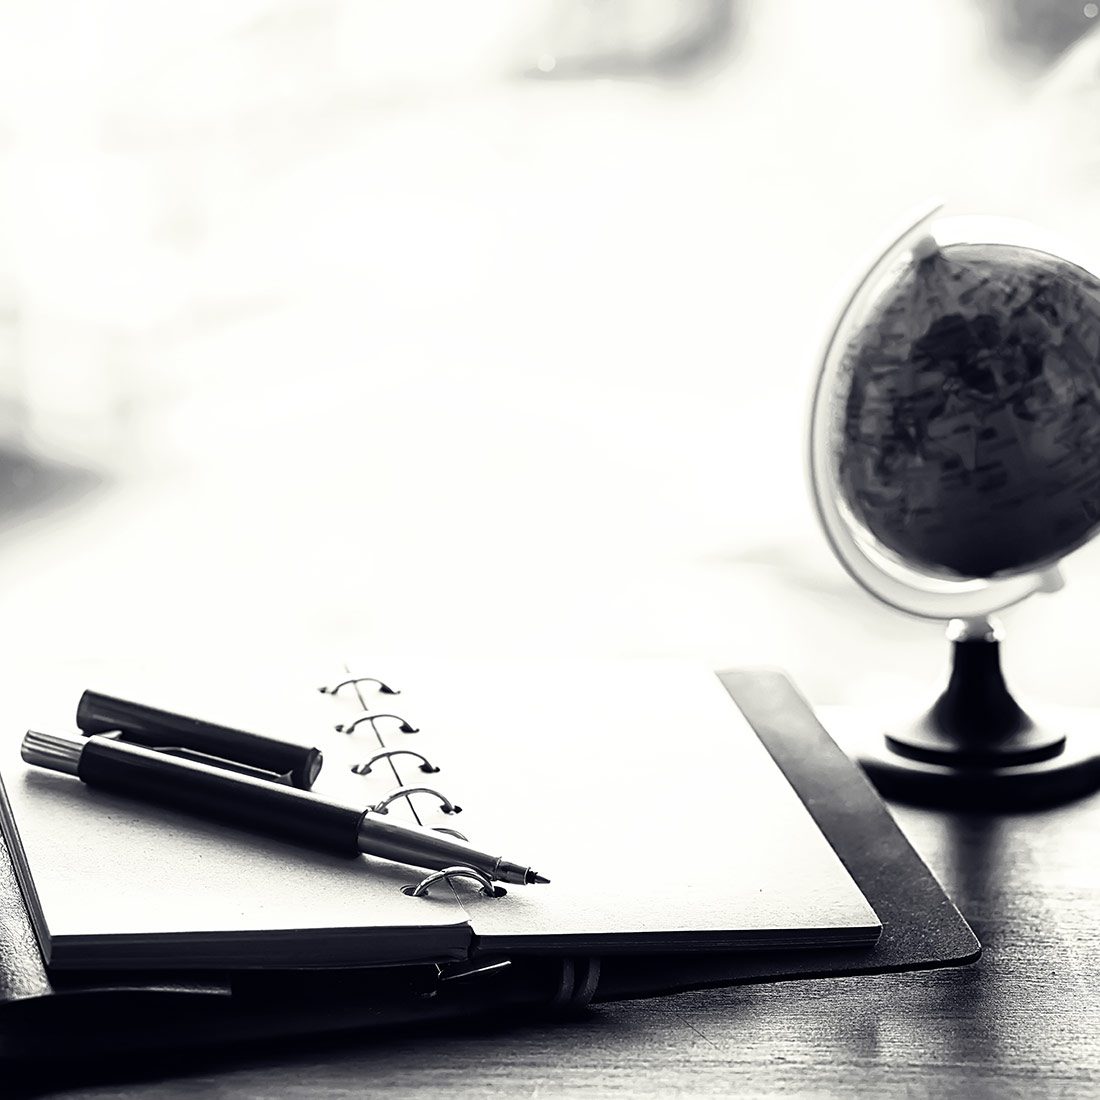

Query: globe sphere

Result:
[834,241,1100,579]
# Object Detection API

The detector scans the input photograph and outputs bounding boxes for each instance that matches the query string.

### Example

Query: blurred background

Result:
[1,0,1100,716]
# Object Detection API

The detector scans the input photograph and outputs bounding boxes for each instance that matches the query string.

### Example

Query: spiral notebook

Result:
[0,660,881,970]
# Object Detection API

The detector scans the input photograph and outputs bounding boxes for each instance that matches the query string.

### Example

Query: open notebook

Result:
[0,661,880,970]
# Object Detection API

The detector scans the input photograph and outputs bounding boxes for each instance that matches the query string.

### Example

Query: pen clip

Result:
[154,748,297,785]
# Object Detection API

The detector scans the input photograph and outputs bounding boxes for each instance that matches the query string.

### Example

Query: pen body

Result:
[78,736,364,856]
[23,731,539,883]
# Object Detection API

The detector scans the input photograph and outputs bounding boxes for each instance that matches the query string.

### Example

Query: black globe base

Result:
[857,628,1100,810]
[859,731,1100,810]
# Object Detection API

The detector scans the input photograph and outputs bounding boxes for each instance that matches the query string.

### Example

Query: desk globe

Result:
[809,208,1100,808]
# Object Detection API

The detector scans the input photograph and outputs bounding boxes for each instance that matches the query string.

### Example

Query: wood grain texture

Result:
[31,797,1100,1099]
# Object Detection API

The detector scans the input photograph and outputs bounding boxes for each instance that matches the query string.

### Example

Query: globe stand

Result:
[859,621,1100,809]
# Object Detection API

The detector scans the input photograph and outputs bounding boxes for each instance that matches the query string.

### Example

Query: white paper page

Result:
[0,665,470,968]
[339,660,880,952]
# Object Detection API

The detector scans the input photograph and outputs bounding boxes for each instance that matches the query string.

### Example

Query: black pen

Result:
[21,730,549,886]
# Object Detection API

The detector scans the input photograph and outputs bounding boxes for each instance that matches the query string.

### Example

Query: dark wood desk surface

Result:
[42,792,1099,1098]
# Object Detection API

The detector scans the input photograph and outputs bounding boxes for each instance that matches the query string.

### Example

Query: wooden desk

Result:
[40,791,1098,1098]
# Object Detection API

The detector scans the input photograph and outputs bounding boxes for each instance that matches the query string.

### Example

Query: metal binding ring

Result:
[432,826,468,841]
[402,866,505,898]
[370,785,461,815]
[336,713,418,735]
[350,749,439,776]
[318,677,399,696]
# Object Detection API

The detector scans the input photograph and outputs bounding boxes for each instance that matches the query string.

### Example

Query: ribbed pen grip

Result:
[21,729,84,776]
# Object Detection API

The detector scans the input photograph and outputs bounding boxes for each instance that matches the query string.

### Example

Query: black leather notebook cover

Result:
[0,669,978,1067]
[595,670,980,999]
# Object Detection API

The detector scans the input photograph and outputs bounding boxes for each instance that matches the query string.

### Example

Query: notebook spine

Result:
[320,669,492,900]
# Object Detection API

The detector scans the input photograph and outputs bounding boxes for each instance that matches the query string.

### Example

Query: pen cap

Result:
[75,690,323,789]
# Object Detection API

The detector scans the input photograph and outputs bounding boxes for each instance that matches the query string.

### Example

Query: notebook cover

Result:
[0,668,978,1067]
[593,670,980,999]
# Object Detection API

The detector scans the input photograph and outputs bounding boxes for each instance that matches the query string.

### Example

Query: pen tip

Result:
[528,873,550,885]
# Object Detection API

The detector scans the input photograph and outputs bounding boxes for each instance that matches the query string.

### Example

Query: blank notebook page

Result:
[344,660,881,952]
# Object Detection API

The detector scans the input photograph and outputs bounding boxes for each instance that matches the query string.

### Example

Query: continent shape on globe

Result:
[836,242,1100,579]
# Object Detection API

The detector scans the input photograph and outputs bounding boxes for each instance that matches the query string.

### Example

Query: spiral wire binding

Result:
[369,785,461,816]
[403,866,506,898]
[337,712,419,735]
[322,668,492,899]
[318,676,399,696]
[350,748,439,776]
